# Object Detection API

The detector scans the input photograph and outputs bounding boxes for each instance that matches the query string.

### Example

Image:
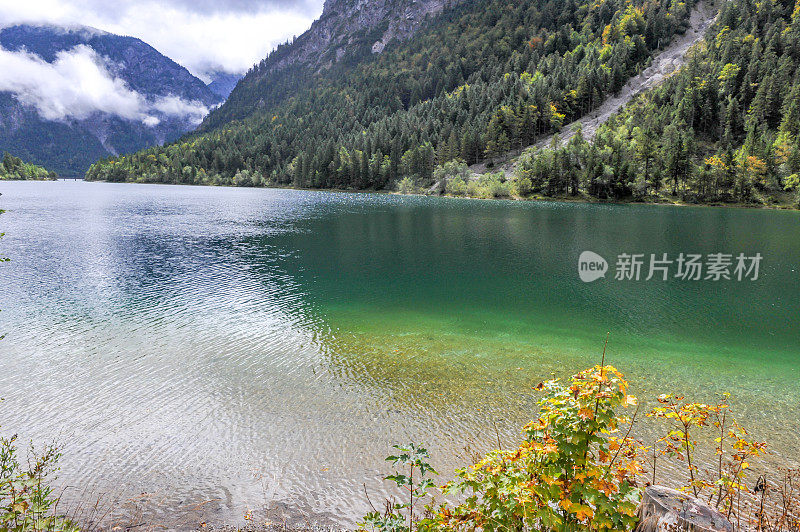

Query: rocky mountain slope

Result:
[202,0,471,130]
[0,24,222,176]
[538,0,719,148]
[273,0,468,70]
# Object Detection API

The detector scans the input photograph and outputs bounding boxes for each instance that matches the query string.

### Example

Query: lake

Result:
[0,181,798,527]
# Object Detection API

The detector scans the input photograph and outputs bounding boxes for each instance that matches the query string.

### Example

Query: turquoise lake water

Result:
[0,181,798,526]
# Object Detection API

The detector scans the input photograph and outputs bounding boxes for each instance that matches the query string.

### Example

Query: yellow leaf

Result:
[575,505,595,521]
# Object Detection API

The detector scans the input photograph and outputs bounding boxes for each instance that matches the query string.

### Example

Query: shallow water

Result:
[0,181,798,527]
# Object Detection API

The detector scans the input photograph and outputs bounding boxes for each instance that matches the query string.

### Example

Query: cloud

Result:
[0,0,324,79]
[152,95,209,124]
[77,0,322,17]
[0,44,209,125]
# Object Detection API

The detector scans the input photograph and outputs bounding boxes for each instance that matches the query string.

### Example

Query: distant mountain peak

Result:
[0,22,111,39]
[0,23,222,176]
[206,71,242,100]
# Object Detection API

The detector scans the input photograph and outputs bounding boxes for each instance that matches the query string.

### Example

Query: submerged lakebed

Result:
[0,181,798,527]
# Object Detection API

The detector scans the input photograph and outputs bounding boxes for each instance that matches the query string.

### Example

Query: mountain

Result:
[0,24,222,176]
[206,71,241,100]
[200,0,471,131]
[88,0,696,183]
[85,0,800,208]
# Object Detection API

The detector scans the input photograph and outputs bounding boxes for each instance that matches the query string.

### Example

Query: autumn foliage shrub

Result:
[646,394,794,531]
[361,366,643,532]
[362,365,799,532]
[432,366,641,531]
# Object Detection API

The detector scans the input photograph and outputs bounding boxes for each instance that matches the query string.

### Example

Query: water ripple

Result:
[0,181,798,528]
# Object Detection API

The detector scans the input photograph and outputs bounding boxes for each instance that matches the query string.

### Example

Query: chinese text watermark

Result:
[579,251,762,282]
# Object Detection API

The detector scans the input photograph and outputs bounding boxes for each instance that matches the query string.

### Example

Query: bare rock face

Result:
[372,40,387,53]
[270,0,469,72]
[635,486,734,532]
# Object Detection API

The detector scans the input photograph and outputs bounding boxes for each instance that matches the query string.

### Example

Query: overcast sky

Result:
[0,0,325,80]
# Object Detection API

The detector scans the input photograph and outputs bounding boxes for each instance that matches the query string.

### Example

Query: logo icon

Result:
[578,251,608,283]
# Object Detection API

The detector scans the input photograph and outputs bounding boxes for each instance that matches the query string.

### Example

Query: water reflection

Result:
[0,182,798,528]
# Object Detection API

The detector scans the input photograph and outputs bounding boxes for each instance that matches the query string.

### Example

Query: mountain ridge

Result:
[0,24,222,176]
[207,71,242,100]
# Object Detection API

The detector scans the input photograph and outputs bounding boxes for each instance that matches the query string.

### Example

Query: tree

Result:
[779,82,800,137]
[633,126,657,194]
[663,124,684,196]
[396,176,416,194]
[433,159,471,194]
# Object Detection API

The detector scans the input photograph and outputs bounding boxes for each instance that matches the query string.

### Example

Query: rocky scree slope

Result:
[471,0,720,178]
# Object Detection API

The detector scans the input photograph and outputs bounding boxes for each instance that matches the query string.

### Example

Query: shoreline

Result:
[77,178,800,212]
[421,190,800,211]
[0,177,59,182]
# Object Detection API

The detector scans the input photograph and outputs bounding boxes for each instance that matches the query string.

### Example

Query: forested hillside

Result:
[509,0,800,206]
[86,0,698,189]
[200,0,474,131]
[0,152,57,180]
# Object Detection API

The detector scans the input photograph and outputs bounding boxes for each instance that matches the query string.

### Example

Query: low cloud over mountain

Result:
[1,0,324,79]
[0,44,209,125]
[0,24,222,176]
